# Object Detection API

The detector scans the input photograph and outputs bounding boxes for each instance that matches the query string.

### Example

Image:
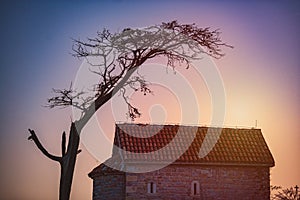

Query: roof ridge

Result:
[115,122,261,130]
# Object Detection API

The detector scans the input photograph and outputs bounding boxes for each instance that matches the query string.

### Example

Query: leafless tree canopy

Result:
[47,20,231,127]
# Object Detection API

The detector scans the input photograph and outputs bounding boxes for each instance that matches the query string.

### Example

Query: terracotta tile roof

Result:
[89,123,275,178]
[113,123,275,166]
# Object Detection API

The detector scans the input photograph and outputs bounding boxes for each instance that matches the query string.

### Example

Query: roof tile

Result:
[90,123,275,178]
[113,123,275,166]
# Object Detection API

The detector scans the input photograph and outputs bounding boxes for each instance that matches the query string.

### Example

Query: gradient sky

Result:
[0,1,299,199]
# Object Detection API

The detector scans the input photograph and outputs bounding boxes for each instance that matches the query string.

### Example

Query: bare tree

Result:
[271,185,300,200]
[27,20,232,200]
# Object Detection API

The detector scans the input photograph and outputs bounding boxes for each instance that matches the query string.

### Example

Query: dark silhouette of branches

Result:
[28,20,231,200]
[271,185,300,200]
[28,129,62,162]
[49,20,232,123]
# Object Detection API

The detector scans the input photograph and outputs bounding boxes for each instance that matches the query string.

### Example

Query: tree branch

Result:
[28,129,61,162]
[120,87,141,120]
[61,132,66,157]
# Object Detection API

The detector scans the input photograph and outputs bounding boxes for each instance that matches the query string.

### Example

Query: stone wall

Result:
[92,173,125,200]
[124,164,270,200]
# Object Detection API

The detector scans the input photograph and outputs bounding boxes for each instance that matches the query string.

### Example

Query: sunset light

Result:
[0,1,299,199]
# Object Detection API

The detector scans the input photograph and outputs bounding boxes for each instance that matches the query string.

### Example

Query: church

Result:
[89,123,275,200]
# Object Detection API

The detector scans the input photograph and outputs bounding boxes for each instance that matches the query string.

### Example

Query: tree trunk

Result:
[28,121,81,200]
[59,123,80,200]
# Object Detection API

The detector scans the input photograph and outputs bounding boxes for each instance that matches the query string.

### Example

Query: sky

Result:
[0,1,299,199]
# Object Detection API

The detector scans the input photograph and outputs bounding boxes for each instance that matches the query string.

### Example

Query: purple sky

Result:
[0,1,299,199]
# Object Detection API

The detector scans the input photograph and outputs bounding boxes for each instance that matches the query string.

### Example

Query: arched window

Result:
[191,181,200,196]
[147,182,156,194]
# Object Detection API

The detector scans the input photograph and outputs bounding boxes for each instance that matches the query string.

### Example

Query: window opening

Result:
[147,182,156,194]
[191,181,200,196]
[193,182,197,195]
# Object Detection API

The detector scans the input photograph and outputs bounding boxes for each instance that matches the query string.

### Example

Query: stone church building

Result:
[89,123,275,200]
